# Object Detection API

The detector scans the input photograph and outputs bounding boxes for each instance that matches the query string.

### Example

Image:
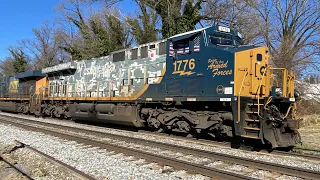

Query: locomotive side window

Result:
[257,54,262,61]
[131,48,138,60]
[113,51,126,62]
[159,42,166,55]
[149,44,155,49]
[236,36,244,46]
[141,46,148,58]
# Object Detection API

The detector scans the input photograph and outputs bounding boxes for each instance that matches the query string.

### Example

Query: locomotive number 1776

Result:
[172,59,196,76]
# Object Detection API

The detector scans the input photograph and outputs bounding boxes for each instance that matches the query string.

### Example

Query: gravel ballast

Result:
[0,141,82,180]
[0,123,209,180]
[0,112,318,173]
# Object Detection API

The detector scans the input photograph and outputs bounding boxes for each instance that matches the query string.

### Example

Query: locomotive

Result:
[0,25,301,149]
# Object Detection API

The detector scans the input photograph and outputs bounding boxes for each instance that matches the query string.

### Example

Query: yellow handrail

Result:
[270,67,292,98]
[257,65,270,116]
[237,71,248,123]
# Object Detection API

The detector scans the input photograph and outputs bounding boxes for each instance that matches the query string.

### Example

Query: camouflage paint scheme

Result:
[42,26,249,101]
[43,53,166,98]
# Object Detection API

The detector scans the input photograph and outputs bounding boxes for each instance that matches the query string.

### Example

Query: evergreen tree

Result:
[8,47,29,74]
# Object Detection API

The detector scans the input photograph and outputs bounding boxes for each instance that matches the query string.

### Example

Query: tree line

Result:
[0,0,319,79]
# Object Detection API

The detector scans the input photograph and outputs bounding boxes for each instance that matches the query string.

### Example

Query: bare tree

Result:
[253,0,320,73]
[20,22,66,69]
[203,0,261,44]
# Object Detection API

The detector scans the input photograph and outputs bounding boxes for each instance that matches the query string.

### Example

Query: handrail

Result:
[237,70,248,123]
[269,67,292,98]
[257,65,270,116]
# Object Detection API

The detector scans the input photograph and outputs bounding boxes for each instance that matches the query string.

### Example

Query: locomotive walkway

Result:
[0,114,319,180]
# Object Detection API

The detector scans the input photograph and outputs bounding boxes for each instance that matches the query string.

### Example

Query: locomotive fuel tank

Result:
[70,103,144,127]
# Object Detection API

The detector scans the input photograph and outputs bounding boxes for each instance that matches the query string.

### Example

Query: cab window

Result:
[209,34,233,46]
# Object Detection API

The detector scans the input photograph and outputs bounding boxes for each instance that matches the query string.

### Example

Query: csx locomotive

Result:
[0,26,301,148]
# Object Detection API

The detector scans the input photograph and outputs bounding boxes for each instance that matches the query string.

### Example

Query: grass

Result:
[298,114,320,127]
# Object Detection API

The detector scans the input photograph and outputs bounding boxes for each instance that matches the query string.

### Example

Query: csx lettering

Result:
[172,59,195,76]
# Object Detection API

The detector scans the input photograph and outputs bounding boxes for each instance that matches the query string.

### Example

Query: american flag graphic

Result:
[169,35,200,56]
[169,42,175,56]
[194,36,200,52]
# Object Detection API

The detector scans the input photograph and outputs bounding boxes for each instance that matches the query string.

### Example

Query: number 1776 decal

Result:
[172,59,196,76]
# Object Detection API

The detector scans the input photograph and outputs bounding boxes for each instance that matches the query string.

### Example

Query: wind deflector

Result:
[15,70,45,79]
[41,62,77,74]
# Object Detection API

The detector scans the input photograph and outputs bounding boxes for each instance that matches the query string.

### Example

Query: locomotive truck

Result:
[0,25,301,149]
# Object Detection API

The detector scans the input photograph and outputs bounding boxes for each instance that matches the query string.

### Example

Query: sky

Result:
[0,0,136,60]
[0,1,63,60]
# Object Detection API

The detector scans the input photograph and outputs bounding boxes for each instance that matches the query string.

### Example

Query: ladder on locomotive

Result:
[241,98,263,139]
[30,86,44,116]
[237,69,266,140]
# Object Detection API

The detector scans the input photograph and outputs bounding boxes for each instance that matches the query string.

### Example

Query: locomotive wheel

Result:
[22,103,29,114]
[146,117,165,132]
[33,106,42,117]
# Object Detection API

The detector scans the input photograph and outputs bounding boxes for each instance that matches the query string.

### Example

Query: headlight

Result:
[275,88,282,95]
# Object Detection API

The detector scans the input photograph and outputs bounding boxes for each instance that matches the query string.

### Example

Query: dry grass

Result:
[298,114,320,127]
[298,115,320,149]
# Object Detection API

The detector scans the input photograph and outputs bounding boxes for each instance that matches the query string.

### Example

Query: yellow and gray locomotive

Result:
[0,26,301,148]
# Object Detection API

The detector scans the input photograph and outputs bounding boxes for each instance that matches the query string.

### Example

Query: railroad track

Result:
[0,140,95,180]
[0,115,319,179]
[0,152,34,180]
[138,130,320,161]
[294,146,320,155]
[2,111,318,161]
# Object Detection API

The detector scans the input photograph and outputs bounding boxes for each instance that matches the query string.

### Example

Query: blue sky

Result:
[0,1,63,60]
[0,0,135,60]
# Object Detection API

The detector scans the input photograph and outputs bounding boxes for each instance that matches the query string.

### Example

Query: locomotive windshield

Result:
[208,34,233,46]
[208,27,245,46]
[236,36,244,46]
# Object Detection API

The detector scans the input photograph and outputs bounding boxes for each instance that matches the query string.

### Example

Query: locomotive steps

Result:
[0,113,319,179]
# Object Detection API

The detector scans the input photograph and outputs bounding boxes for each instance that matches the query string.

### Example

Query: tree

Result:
[57,0,132,60]
[203,0,261,44]
[0,57,15,76]
[20,22,66,70]
[252,0,320,72]
[0,46,30,76]
[151,0,203,38]
[9,47,30,74]
[126,0,158,44]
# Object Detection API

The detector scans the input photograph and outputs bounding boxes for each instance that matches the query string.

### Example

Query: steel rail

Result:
[2,113,318,161]
[0,117,254,180]
[0,154,34,180]
[294,147,320,153]
[18,141,96,180]
[138,130,320,161]
[0,116,320,179]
